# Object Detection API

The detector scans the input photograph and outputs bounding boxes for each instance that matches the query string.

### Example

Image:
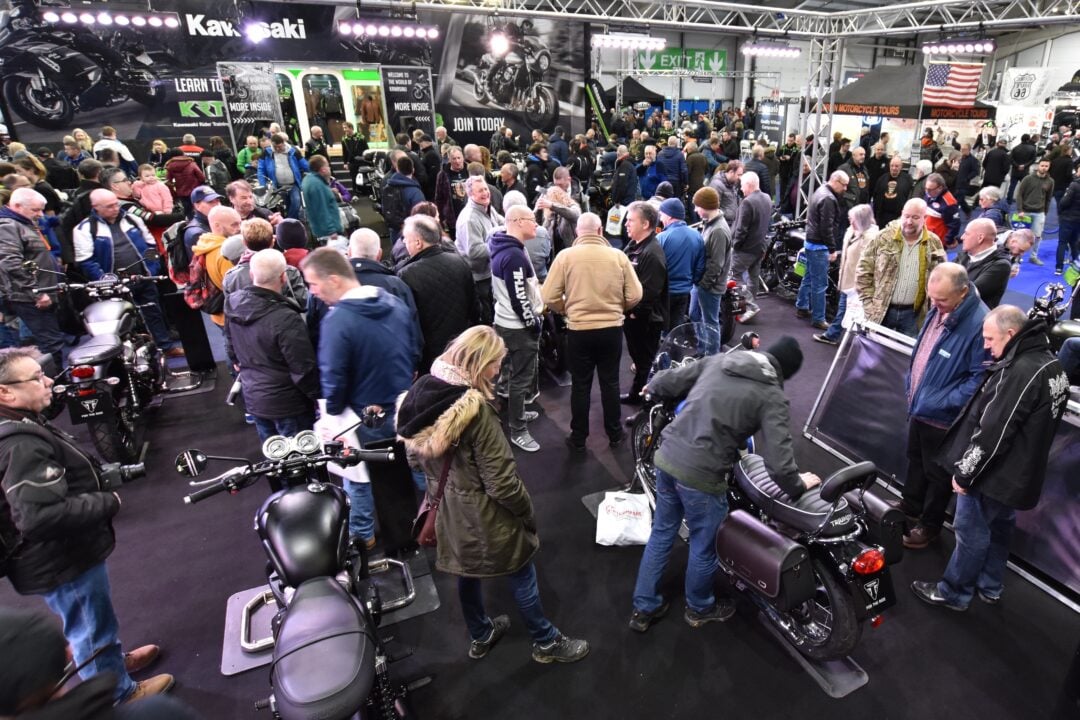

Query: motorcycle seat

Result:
[734,454,856,537]
[271,577,376,720]
[68,334,123,366]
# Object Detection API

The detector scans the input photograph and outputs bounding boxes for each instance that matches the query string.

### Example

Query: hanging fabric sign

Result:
[380,66,436,139]
[217,62,284,148]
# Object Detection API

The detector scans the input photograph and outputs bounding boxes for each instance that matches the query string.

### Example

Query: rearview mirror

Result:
[740,332,759,350]
[175,450,208,477]
[22,260,38,275]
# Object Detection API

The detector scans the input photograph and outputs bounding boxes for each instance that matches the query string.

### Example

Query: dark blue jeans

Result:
[882,305,919,338]
[938,491,1016,607]
[8,300,64,369]
[689,286,721,335]
[251,410,315,444]
[284,184,302,220]
[821,291,848,342]
[458,562,558,644]
[41,563,136,703]
[1057,220,1080,271]
[632,468,729,614]
[795,247,830,324]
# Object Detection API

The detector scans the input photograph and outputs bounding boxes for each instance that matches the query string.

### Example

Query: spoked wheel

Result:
[630,411,660,498]
[780,559,861,661]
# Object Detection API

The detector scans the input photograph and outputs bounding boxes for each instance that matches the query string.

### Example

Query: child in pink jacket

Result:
[132,164,175,213]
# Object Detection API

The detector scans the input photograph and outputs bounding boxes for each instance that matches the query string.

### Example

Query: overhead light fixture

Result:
[42,8,181,29]
[592,32,666,51]
[337,20,439,39]
[922,38,995,55]
[741,42,801,58]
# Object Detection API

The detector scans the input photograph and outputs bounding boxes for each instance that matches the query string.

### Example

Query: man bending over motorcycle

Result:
[629,336,821,632]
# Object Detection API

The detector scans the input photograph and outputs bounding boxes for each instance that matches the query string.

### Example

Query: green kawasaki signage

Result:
[636,48,727,72]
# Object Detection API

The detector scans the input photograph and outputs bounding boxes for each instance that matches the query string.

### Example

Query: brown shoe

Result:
[164,347,186,358]
[124,674,174,703]
[903,525,941,550]
[886,498,920,521]
[124,644,160,674]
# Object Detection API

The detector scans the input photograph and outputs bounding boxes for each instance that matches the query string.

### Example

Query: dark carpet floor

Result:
[2,293,1078,720]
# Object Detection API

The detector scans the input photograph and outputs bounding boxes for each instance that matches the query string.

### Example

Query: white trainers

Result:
[522,410,539,422]
[510,431,540,452]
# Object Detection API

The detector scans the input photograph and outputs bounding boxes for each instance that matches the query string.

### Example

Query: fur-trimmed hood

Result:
[395,375,487,459]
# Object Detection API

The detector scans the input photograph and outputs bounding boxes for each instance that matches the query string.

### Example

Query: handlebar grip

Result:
[184,482,229,505]
[351,448,395,463]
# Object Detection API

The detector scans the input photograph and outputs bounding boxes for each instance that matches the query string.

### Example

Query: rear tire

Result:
[782,559,861,661]
[87,404,142,463]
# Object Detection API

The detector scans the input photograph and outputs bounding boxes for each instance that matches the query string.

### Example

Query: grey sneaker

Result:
[468,615,510,659]
[1029,254,1044,266]
[532,634,589,663]
[521,410,539,422]
[510,431,540,453]
[684,599,736,627]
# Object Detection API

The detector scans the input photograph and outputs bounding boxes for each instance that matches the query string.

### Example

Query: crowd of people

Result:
[0,106,1077,716]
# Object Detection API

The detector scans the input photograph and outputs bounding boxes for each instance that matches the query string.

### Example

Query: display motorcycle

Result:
[629,324,903,661]
[1029,280,1080,352]
[469,22,559,128]
[355,149,389,208]
[0,1,165,129]
[759,218,840,319]
[177,429,418,720]
[29,259,173,462]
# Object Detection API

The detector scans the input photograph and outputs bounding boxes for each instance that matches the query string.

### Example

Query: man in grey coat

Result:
[728,171,772,323]
[455,175,504,325]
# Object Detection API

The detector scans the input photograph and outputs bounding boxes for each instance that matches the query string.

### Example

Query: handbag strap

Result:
[428,451,455,509]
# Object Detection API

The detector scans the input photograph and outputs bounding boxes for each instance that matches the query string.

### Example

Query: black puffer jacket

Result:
[398,244,479,372]
[624,232,669,325]
[0,410,120,595]
[224,286,319,420]
[945,320,1070,510]
[1057,178,1080,225]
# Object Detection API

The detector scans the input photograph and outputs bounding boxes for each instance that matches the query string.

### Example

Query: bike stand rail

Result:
[758,615,869,698]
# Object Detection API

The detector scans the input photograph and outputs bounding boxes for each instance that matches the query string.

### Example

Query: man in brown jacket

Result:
[542,212,643,451]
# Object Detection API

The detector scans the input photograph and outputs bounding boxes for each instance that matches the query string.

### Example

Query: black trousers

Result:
[668,293,690,331]
[567,326,623,442]
[901,418,953,529]
[623,315,662,399]
[476,277,494,327]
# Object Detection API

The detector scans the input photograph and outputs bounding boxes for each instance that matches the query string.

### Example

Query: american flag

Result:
[922,63,983,107]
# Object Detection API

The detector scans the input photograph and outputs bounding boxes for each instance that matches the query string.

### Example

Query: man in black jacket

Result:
[912,307,1070,611]
[795,171,846,330]
[872,156,913,228]
[399,214,478,373]
[621,201,668,406]
[340,121,370,194]
[1007,134,1038,204]
[955,219,1012,308]
[0,348,173,704]
[611,145,639,209]
[418,135,441,200]
[58,158,105,267]
[981,138,1010,191]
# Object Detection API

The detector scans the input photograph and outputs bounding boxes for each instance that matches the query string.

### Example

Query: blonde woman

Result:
[538,183,579,258]
[814,203,878,345]
[396,326,589,664]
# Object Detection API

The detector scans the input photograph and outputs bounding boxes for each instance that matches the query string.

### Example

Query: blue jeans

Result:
[8,300,65,368]
[41,563,136,703]
[689,286,721,334]
[794,247,830,324]
[938,491,1016,607]
[821,291,848,342]
[252,411,315,444]
[633,468,729,614]
[1057,219,1080,271]
[284,184,302,220]
[344,408,397,541]
[882,305,919,337]
[458,561,558,644]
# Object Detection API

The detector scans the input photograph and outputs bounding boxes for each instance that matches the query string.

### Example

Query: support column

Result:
[795,36,843,217]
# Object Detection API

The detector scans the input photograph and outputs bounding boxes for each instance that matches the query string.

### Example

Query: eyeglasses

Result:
[513,217,537,225]
[3,370,46,386]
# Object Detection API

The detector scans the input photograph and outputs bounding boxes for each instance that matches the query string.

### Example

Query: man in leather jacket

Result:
[0,349,173,704]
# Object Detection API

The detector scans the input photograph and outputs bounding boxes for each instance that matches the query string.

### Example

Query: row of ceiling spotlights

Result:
[922,40,996,54]
[741,44,802,58]
[592,34,666,50]
[337,22,439,39]
[41,10,181,28]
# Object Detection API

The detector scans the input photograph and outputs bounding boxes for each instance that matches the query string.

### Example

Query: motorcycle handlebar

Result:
[33,275,164,295]
[184,481,230,505]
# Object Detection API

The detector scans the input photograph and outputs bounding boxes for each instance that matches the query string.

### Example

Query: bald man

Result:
[956,218,1012,309]
[192,206,240,326]
[73,189,181,354]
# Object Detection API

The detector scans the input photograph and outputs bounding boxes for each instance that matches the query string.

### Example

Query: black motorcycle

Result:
[1029,281,1080,352]
[630,324,902,661]
[0,3,165,129]
[177,430,417,720]
[759,218,839,318]
[470,21,559,128]
[30,260,175,462]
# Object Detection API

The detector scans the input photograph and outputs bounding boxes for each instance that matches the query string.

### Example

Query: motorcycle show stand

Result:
[759,618,869,698]
[219,550,440,676]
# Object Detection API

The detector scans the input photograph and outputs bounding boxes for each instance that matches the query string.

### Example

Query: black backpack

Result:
[381,182,407,231]
[163,219,198,285]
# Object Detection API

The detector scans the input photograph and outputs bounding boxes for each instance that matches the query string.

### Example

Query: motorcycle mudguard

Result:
[3,39,99,93]
[716,510,816,611]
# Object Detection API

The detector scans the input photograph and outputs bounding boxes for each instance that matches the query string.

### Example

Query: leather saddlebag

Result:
[716,510,816,611]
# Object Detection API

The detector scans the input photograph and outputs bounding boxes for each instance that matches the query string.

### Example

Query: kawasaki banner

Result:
[380,66,436,139]
[217,62,284,149]
[636,48,727,72]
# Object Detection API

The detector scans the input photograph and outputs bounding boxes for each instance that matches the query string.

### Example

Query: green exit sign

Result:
[636,48,727,72]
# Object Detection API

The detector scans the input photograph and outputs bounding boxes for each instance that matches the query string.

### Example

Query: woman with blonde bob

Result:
[395,326,588,664]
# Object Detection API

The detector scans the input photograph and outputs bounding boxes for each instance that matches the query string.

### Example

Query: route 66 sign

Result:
[1001,68,1049,104]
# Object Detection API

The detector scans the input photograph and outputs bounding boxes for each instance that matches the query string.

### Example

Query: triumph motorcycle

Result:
[759,217,840,319]
[0,2,165,129]
[630,324,903,661]
[177,430,418,720]
[1029,280,1080,351]
[469,22,559,129]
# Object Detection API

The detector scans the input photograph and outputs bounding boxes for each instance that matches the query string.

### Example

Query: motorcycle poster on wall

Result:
[217,62,283,150]
[380,66,436,140]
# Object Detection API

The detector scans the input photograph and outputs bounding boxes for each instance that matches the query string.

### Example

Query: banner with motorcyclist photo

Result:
[379,66,436,140]
[217,62,283,150]
[806,324,1080,598]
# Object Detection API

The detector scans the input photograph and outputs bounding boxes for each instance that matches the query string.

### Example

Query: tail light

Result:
[726,279,739,289]
[852,547,885,575]
[70,365,95,379]
[870,615,884,628]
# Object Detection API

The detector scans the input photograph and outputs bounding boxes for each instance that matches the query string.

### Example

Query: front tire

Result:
[782,559,861,661]
[3,76,75,129]
[525,85,558,129]
[630,411,660,497]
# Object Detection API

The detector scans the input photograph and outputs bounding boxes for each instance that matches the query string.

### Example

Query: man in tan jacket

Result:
[542,212,642,452]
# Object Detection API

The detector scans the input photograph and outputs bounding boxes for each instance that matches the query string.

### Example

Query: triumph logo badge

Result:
[81,399,99,413]
[1009,72,1037,101]
[864,579,880,602]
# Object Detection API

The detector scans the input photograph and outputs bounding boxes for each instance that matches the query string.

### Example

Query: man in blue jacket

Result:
[257,133,309,219]
[301,248,419,549]
[382,154,426,241]
[894,263,988,549]
[654,136,689,199]
[549,126,570,167]
[656,198,705,329]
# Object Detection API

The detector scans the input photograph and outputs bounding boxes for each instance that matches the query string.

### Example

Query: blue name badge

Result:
[938,348,951,359]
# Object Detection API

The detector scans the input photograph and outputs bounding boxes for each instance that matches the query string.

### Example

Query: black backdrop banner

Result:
[380,66,436,140]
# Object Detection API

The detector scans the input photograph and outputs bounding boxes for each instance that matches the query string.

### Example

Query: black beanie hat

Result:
[764,335,803,381]
[655,181,675,199]
[275,218,308,251]
[0,608,67,713]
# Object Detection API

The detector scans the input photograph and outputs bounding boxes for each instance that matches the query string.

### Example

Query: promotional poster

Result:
[218,62,283,149]
[0,1,587,154]
[380,66,436,140]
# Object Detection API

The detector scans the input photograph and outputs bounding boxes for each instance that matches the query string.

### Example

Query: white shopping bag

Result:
[605,204,627,236]
[841,289,864,330]
[595,491,652,546]
[313,400,370,484]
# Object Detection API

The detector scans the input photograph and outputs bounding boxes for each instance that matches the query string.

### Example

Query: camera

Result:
[99,462,146,490]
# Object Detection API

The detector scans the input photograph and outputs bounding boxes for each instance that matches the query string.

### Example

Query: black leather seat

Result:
[734,454,856,537]
[68,334,122,366]
[270,577,375,720]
